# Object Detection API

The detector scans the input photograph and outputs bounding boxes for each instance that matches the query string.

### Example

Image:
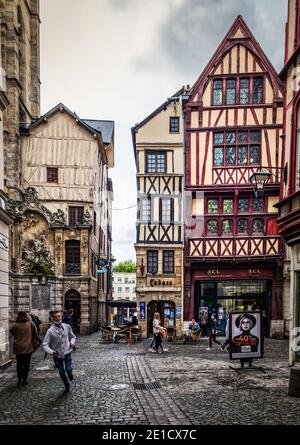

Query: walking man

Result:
[42,311,76,393]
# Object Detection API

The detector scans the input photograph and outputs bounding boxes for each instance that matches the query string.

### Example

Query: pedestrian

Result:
[30,313,42,334]
[220,314,230,352]
[206,313,222,350]
[62,309,73,327]
[129,312,138,327]
[42,311,76,393]
[10,311,36,386]
[152,312,165,353]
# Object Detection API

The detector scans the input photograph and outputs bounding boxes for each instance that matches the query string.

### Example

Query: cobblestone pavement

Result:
[0,333,299,425]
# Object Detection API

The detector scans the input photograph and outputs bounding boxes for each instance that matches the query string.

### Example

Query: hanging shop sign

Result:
[229,311,263,360]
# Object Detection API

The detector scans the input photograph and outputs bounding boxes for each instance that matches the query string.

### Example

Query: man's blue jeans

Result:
[53,353,73,389]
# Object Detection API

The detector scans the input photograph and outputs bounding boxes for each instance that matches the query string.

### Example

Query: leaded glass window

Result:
[225,146,235,165]
[240,78,249,104]
[251,131,260,142]
[223,199,233,213]
[213,80,223,105]
[208,199,218,213]
[214,132,224,144]
[238,131,248,143]
[250,145,260,164]
[161,198,172,223]
[238,199,249,213]
[222,219,233,233]
[147,251,158,274]
[214,147,224,166]
[253,198,264,212]
[238,219,248,233]
[146,152,166,173]
[252,218,264,233]
[141,197,151,221]
[253,77,263,104]
[226,79,236,105]
[207,220,218,233]
[238,146,247,165]
[226,132,235,143]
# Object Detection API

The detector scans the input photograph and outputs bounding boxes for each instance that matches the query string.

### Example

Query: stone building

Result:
[0,0,39,369]
[6,103,114,334]
[132,90,186,337]
[111,271,136,324]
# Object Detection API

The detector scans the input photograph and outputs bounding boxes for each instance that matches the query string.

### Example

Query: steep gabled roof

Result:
[189,15,283,102]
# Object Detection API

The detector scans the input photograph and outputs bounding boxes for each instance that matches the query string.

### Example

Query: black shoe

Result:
[64,386,70,393]
[17,379,21,386]
[22,381,28,386]
[67,372,74,381]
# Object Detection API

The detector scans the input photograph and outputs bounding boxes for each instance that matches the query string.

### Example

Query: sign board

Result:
[139,302,146,320]
[32,285,50,310]
[97,269,107,274]
[229,310,263,360]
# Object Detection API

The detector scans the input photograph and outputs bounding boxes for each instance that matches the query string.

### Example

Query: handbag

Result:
[31,324,42,351]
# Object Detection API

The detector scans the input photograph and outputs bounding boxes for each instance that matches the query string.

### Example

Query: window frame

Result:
[163,250,174,274]
[68,206,84,226]
[146,151,167,174]
[169,116,180,133]
[213,129,261,167]
[147,250,158,274]
[211,75,265,106]
[47,167,58,183]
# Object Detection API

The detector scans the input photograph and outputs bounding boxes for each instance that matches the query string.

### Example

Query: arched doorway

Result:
[147,300,175,336]
[65,289,81,333]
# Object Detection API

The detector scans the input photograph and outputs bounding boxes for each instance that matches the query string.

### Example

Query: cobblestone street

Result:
[0,333,300,425]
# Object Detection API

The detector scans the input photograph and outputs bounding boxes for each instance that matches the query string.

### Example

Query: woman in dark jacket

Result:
[10,311,36,386]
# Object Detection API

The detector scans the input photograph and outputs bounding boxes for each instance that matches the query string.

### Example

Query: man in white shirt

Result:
[43,311,76,393]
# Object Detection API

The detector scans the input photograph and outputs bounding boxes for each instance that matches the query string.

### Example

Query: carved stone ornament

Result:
[81,210,92,225]
[7,187,67,227]
[21,233,55,276]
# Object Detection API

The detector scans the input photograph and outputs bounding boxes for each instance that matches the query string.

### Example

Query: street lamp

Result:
[249,165,288,198]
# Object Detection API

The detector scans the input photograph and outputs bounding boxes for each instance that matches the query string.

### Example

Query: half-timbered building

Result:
[276,0,300,367]
[184,16,285,337]
[132,90,185,337]
[7,103,114,334]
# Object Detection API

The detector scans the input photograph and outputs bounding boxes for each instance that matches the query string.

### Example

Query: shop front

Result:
[147,300,176,335]
[185,263,283,338]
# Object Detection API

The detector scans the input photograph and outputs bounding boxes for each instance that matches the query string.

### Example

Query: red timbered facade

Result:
[184,16,285,336]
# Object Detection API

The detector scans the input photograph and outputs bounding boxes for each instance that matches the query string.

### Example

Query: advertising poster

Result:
[139,302,146,321]
[229,311,263,360]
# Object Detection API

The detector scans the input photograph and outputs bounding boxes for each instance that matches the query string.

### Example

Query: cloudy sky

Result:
[40,0,287,263]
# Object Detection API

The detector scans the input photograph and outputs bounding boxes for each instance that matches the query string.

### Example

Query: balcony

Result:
[64,263,81,275]
[188,236,283,260]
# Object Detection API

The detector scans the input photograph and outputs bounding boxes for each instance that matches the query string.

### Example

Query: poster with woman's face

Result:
[229,311,263,360]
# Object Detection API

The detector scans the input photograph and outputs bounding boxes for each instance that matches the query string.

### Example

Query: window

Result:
[207,219,218,234]
[125,287,130,292]
[69,206,84,226]
[65,240,80,274]
[213,79,223,105]
[147,250,158,274]
[223,199,233,213]
[238,219,248,233]
[146,151,166,173]
[208,199,218,213]
[170,117,179,133]
[163,251,174,274]
[160,198,173,223]
[252,218,264,233]
[213,130,261,167]
[118,277,122,282]
[117,287,122,292]
[47,167,58,183]
[211,76,264,105]
[226,79,236,104]
[222,219,233,234]
[141,197,151,222]
[240,78,249,104]
[238,199,249,213]
[253,198,264,212]
[253,77,263,103]
[125,277,128,283]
